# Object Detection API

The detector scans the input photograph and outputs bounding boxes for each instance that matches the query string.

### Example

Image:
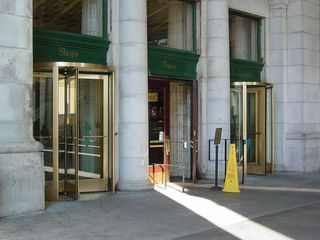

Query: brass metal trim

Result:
[34,62,114,73]
[231,81,273,88]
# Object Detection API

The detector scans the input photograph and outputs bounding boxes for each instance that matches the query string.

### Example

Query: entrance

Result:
[148,79,198,184]
[33,62,115,200]
[230,82,274,175]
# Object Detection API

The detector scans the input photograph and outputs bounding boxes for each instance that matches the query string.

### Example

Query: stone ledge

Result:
[286,132,320,140]
[117,179,153,191]
[0,141,42,154]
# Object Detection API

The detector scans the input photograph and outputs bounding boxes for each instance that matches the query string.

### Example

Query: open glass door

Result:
[63,69,79,199]
[230,82,274,176]
[247,87,265,175]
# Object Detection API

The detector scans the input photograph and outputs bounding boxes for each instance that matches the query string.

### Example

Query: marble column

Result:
[268,0,288,171]
[284,0,320,172]
[0,0,44,216]
[118,0,152,190]
[205,0,230,178]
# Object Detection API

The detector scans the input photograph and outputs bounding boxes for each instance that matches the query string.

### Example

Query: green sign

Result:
[148,45,200,80]
[230,58,264,82]
[33,28,110,64]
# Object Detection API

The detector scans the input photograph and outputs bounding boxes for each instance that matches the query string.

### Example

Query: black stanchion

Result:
[212,128,222,191]
[212,144,220,190]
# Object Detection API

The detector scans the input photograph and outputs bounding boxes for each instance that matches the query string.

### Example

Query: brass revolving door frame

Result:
[231,82,274,176]
[33,62,115,201]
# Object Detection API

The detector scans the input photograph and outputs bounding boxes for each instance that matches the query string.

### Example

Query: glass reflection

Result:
[147,0,193,51]
[229,14,258,61]
[33,0,103,37]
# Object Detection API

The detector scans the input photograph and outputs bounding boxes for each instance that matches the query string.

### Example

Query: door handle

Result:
[80,136,108,138]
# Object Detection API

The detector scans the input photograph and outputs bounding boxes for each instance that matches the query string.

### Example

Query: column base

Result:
[0,148,44,217]
[117,179,153,191]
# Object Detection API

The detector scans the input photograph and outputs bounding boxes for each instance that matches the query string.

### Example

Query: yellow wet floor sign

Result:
[223,144,240,193]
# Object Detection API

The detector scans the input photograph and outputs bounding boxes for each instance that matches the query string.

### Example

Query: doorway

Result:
[148,79,198,184]
[33,62,115,200]
[230,82,274,175]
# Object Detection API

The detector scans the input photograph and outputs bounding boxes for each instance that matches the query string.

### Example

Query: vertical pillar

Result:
[118,0,152,190]
[269,0,288,171]
[0,0,44,216]
[205,0,230,178]
[285,0,320,172]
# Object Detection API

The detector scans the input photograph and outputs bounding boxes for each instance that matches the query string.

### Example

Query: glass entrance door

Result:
[230,82,274,175]
[246,87,266,175]
[33,62,115,201]
[63,69,79,199]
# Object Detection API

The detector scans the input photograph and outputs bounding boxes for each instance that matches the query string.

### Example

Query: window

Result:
[147,0,194,51]
[33,0,104,37]
[229,12,261,62]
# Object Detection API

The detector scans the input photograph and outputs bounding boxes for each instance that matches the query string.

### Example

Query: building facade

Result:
[0,0,319,216]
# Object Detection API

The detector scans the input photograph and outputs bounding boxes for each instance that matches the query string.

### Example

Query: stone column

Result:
[205,0,230,178]
[268,0,288,171]
[118,0,152,190]
[0,0,44,216]
[285,0,320,172]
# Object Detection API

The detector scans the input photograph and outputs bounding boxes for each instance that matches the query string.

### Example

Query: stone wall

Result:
[0,0,44,216]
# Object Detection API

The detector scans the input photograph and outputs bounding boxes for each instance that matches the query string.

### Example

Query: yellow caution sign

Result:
[223,144,240,193]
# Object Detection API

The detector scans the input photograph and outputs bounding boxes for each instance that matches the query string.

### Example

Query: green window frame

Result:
[229,10,264,82]
[229,10,262,63]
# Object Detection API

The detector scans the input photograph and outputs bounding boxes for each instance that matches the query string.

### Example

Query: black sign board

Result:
[214,128,222,145]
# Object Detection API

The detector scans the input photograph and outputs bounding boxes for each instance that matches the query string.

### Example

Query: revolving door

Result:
[231,82,274,175]
[33,62,115,200]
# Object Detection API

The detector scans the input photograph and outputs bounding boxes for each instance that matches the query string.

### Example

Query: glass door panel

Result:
[231,83,273,176]
[33,71,56,199]
[78,76,107,185]
[247,87,266,175]
[64,69,79,199]
[230,87,244,164]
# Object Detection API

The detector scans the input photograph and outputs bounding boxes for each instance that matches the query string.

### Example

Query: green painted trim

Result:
[34,28,110,64]
[229,9,261,21]
[257,19,262,62]
[148,45,200,80]
[230,58,264,82]
[192,1,197,52]
[103,0,107,39]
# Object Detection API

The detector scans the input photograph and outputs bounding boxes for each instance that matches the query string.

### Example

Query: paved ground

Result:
[1,172,320,240]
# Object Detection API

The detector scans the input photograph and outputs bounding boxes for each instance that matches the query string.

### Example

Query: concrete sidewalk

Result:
[1,172,320,240]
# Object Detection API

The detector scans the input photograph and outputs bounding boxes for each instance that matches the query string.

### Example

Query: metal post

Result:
[242,140,245,184]
[224,139,227,181]
[182,166,185,193]
[164,142,167,188]
[212,144,220,190]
